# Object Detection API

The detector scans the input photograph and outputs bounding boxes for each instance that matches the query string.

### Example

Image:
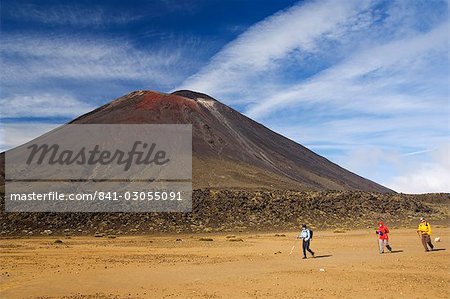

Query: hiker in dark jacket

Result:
[297,224,315,259]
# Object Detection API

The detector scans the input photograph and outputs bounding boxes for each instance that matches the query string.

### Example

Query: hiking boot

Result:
[312,252,315,258]
[302,256,307,259]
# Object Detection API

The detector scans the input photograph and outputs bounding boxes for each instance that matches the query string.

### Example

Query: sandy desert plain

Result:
[0,227,448,299]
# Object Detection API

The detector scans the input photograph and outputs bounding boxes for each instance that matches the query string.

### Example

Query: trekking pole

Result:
[376,231,382,253]
[289,238,298,255]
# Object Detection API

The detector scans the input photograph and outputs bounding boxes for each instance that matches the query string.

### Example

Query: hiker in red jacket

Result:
[376,221,393,254]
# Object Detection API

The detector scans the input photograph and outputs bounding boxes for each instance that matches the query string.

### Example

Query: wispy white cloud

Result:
[0,34,187,86]
[245,21,448,118]
[0,4,208,150]
[385,143,450,193]
[0,93,95,118]
[271,113,449,151]
[335,143,450,194]
[334,143,450,194]
[178,0,374,100]
[402,149,436,157]
[5,4,141,27]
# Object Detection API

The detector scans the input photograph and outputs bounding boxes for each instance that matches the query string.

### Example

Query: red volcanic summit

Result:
[65,89,392,192]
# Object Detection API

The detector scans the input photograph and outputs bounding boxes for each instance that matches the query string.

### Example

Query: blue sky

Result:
[0,0,449,193]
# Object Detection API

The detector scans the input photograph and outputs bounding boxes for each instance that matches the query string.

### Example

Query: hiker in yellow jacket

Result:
[417,217,434,252]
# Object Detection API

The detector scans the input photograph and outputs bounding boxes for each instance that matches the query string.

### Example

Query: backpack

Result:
[309,229,314,239]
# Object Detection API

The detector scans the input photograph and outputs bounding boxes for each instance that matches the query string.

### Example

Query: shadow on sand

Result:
[389,250,403,253]
[431,248,446,252]
[313,254,332,259]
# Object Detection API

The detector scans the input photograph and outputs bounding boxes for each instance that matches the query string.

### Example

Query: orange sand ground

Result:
[1,228,449,298]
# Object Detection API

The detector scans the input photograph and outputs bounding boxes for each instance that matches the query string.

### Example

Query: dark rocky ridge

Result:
[1,191,448,236]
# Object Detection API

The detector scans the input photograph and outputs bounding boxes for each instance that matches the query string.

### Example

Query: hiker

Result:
[417,217,434,252]
[297,224,315,259]
[375,221,392,254]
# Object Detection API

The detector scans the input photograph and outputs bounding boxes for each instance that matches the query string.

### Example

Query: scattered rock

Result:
[53,239,63,244]
[228,238,244,242]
